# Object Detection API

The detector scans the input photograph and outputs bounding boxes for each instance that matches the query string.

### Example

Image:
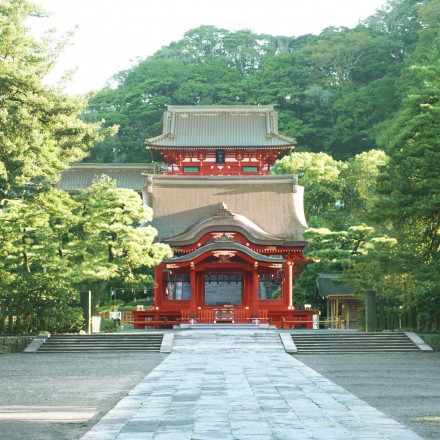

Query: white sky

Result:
[28,0,388,95]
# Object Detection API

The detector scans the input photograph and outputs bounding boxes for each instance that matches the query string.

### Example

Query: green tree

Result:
[0,180,173,330]
[375,25,440,323]
[339,149,389,228]
[273,150,393,309]
[0,0,116,201]
[272,152,345,227]
[0,273,84,334]
[294,225,377,307]
[362,0,422,63]
[83,1,424,163]
[273,150,388,229]
[70,178,172,305]
[304,26,374,87]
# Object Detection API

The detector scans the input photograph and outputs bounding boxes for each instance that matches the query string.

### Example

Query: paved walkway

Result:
[81,330,423,440]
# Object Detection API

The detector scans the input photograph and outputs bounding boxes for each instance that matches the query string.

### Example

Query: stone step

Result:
[189,323,264,329]
[32,333,164,353]
[38,347,162,350]
[37,344,162,349]
[296,349,423,354]
[294,343,420,348]
[291,332,412,337]
[46,335,163,340]
[172,330,284,351]
[293,339,418,344]
[294,338,418,341]
[39,339,163,344]
[291,332,426,354]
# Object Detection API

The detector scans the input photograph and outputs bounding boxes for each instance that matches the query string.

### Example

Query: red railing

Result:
[132,308,315,329]
[234,308,250,322]
[179,308,268,324]
[197,309,215,322]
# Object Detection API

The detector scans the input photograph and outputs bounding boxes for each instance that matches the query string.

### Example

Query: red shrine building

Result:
[132,105,315,328]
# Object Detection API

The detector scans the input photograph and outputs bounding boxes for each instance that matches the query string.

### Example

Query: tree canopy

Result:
[81,1,428,163]
[0,0,117,202]
[0,0,170,333]
[270,0,440,330]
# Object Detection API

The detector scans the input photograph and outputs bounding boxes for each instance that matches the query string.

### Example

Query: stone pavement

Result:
[81,330,423,440]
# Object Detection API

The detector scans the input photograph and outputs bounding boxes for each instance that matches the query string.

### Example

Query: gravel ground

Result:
[0,352,167,440]
[0,349,439,440]
[295,352,440,440]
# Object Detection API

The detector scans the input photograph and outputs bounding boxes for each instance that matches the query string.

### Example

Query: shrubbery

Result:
[0,273,84,334]
[102,319,121,333]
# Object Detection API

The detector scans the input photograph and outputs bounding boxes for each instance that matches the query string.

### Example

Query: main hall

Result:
[60,105,316,328]
[138,105,314,328]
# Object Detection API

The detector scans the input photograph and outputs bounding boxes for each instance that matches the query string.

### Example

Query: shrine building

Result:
[58,105,316,328]
[132,105,315,328]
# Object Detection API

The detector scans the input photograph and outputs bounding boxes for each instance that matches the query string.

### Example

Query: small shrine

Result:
[316,274,360,329]
[133,105,316,328]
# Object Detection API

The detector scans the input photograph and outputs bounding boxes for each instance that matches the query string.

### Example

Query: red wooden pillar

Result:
[190,265,197,319]
[291,261,295,308]
[286,261,293,309]
[196,272,202,306]
[251,264,259,318]
[154,265,163,308]
[241,271,248,305]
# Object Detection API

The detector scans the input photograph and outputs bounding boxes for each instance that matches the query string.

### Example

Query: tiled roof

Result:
[146,105,295,149]
[150,174,308,243]
[58,163,164,192]
[316,274,356,297]
[162,204,284,245]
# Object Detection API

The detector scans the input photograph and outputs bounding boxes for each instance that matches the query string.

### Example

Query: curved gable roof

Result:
[150,174,308,244]
[163,203,283,245]
[167,235,285,264]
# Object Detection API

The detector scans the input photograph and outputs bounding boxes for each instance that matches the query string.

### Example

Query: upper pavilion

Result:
[146,105,295,175]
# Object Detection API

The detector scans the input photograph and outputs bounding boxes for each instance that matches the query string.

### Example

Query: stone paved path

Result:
[81,330,423,440]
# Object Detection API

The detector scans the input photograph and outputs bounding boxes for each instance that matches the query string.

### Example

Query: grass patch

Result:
[418,333,440,351]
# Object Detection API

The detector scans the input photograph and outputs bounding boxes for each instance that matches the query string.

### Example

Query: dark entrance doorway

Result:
[204,273,242,305]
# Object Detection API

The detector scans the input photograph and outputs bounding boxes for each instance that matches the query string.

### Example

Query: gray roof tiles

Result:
[147,105,295,148]
[58,163,163,192]
[150,174,308,243]
[316,274,356,297]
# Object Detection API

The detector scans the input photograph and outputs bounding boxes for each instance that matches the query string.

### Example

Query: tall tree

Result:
[272,152,345,228]
[0,179,173,321]
[362,0,422,63]
[273,150,392,309]
[376,26,440,281]
[0,0,115,201]
[339,150,389,228]
[69,178,172,304]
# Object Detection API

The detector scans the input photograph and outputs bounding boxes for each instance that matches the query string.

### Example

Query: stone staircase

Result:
[172,329,284,351]
[179,323,274,329]
[33,333,164,353]
[290,331,429,354]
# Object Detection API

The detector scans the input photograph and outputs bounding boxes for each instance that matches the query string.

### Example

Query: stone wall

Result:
[0,336,35,354]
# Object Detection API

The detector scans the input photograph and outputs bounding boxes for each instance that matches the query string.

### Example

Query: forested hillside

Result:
[83,0,423,163]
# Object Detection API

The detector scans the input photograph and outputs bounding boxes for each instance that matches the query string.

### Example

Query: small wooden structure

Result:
[316,274,361,329]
